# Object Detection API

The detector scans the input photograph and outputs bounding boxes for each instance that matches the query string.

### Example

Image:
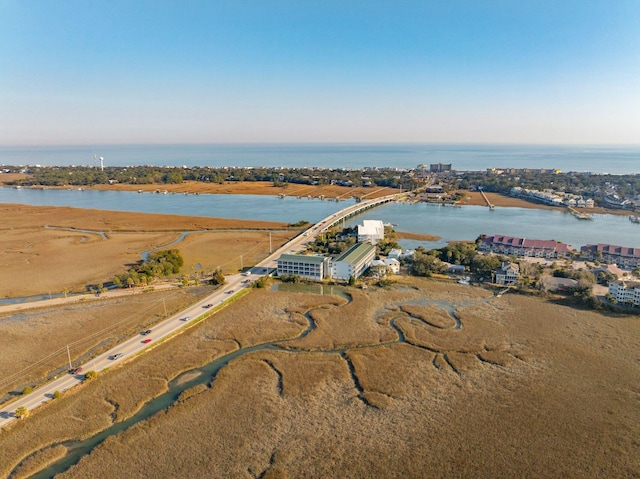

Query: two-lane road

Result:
[0,271,255,427]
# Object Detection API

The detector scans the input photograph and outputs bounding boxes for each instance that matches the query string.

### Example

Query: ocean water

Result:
[1,143,640,174]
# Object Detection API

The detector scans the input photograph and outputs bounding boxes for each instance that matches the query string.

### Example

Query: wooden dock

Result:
[479,189,495,210]
[567,206,593,220]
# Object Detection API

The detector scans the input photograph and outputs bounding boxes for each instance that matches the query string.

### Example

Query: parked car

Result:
[141,329,152,335]
[142,338,152,344]
[109,353,123,360]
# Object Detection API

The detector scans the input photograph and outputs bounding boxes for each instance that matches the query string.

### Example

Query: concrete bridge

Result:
[256,191,406,272]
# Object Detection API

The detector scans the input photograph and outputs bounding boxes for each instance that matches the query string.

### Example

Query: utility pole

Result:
[67,345,72,370]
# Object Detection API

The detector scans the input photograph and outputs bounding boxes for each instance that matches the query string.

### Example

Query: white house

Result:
[494,262,520,285]
[608,280,640,306]
[369,257,400,277]
[383,257,400,274]
[357,220,385,244]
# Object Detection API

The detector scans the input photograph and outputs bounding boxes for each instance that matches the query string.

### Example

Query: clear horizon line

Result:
[2,141,640,149]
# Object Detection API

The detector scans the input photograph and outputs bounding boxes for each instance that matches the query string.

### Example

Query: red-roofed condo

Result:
[478,235,573,259]
[580,244,640,269]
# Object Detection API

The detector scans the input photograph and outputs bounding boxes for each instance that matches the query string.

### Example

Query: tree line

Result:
[5,165,419,190]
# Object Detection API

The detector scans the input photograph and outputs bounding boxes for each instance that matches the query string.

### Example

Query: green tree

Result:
[410,251,447,276]
[210,269,226,285]
[253,276,268,288]
[53,390,63,399]
[470,255,503,278]
[84,370,98,381]
[22,386,33,395]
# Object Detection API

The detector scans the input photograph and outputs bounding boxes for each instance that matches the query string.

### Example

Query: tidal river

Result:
[1,187,638,250]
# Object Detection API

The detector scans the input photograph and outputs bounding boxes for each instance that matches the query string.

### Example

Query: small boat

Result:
[629,215,640,224]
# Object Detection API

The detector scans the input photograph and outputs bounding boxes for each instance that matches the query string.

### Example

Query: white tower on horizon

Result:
[93,154,104,171]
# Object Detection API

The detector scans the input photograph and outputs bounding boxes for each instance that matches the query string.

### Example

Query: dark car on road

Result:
[141,329,152,335]
[203,304,214,309]
[109,353,123,360]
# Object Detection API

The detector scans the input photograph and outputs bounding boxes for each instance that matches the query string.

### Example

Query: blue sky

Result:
[1,0,639,145]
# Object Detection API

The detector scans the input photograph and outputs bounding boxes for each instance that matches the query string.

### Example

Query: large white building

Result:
[276,254,330,281]
[330,243,376,280]
[357,220,385,244]
[608,280,640,306]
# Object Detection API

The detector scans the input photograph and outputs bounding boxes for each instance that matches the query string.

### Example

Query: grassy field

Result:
[1,279,638,478]
[77,180,398,200]
[0,288,213,397]
[0,204,296,297]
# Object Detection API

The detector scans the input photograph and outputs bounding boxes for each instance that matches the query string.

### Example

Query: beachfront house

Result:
[494,262,520,285]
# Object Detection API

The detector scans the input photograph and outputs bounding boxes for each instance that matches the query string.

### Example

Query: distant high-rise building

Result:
[430,163,452,173]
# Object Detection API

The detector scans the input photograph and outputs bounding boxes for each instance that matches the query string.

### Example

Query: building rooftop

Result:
[333,242,376,265]
[611,280,640,288]
[357,220,384,236]
[277,254,327,264]
[581,243,640,257]
[483,235,573,252]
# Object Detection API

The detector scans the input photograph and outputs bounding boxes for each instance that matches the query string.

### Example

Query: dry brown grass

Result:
[456,190,562,209]
[10,444,67,479]
[0,173,29,185]
[0,204,294,297]
[86,180,399,199]
[284,290,397,350]
[394,231,441,241]
[178,230,295,275]
[0,288,212,396]
[1,281,639,479]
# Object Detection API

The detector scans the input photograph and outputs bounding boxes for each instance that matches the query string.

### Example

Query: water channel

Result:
[1,187,638,249]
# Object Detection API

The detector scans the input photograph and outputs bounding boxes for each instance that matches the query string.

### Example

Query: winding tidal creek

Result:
[13,288,498,479]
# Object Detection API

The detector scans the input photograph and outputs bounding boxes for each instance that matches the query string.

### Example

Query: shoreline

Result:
[454,190,632,217]
[2,177,632,217]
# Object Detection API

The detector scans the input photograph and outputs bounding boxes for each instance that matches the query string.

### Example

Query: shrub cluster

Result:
[114,249,184,288]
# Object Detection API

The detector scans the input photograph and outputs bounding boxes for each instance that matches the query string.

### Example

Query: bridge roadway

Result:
[0,192,403,427]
